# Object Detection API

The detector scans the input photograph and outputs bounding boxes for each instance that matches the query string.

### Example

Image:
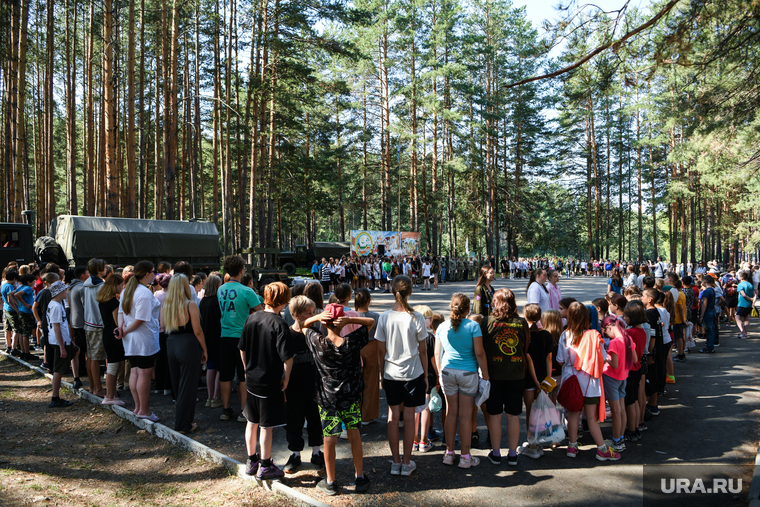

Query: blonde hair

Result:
[289,295,316,319]
[541,309,563,345]
[413,305,433,318]
[161,275,193,334]
[96,274,124,303]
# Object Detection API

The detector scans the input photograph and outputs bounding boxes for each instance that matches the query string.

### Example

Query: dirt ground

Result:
[0,355,297,507]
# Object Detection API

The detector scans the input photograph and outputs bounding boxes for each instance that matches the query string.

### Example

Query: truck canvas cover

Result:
[51,215,220,268]
[314,241,350,258]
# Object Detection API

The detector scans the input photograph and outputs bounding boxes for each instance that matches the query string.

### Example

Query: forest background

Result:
[1,0,759,264]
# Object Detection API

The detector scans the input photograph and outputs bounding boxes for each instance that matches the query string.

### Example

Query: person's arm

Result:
[472,334,489,380]
[189,302,208,362]
[418,337,429,391]
[54,322,66,358]
[116,316,146,339]
[281,357,294,391]
[335,316,375,328]
[7,292,19,312]
[607,351,619,368]
[303,311,331,329]
[32,300,42,324]
[377,340,387,380]
[607,283,612,293]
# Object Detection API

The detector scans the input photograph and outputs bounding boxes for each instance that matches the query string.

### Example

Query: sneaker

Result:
[205,398,212,407]
[636,429,643,439]
[419,441,434,452]
[237,414,247,423]
[210,398,224,408]
[647,405,660,416]
[741,336,748,340]
[11,349,21,357]
[72,379,84,390]
[316,479,339,496]
[566,444,579,458]
[390,462,402,475]
[354,474,370,493]
[49,399,73,408]
[507,453,518,466]
[256,463,284,481]
[427,428,441,441]
[596,446,621,461]
[40,363,52,373]
[471,431,480,448]
[520,445,542,459]
[714,342,720,347]
[412,441,420,452]
[401,461,417,476]
[245,457,260,476]
[624,430,639,442]
[608,439,626,452]
[699,347,715,353]
[458,455,480,469]
[442,453,455,466]
[163,389,172,396]
[283,453,301,474]
[220,407,235,421]
[487,451,501,465]
[310,451,325,469]
[666,376,676,384]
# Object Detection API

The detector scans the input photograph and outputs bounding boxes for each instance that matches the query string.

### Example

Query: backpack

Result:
[557,374,584,413]
[725,281,737,298]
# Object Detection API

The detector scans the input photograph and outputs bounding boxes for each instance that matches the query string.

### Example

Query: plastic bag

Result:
[752,306,759,318]
[428,387,443,413]
[528,390,566,446]
[475,378,491,407]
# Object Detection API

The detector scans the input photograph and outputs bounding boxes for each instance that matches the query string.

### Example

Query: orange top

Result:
[573,329,606,422]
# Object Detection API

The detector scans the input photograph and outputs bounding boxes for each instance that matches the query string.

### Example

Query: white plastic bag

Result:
[475,378,491,407]
[528,390,566,446]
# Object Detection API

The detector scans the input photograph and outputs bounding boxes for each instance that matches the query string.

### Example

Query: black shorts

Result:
[52,343,80,374]
[485,378,524,416]
[383,374,426,407]
[737,306,752,317]
[126,354,156,369]
[624,369,642,406]
[673,323,685,342]
[219,338,245,382]
[243,390,286,428]
[72,328,88,358]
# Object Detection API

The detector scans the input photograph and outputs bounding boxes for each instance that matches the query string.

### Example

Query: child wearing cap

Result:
[47,281,80,408]
[303,302,376,496]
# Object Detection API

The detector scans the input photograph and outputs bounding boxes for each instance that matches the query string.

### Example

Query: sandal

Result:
[179,422,198,435]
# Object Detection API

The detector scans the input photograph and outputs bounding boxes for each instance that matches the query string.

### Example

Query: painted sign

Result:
[350,230,421,257]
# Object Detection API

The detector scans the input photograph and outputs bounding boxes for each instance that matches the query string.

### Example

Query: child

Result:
[355,288,380,424]
[304,303,375,496]
[520,304,553,459]
[412,305,436,452]
[282,295,324,474]
[622,302,647,441]
[600,315,637,452]
[46,281,80,408]
[2,269,21,356]
[239,282,293,480]
[10,274,37,361]
[32,272,60,372]
[642,289,664,417]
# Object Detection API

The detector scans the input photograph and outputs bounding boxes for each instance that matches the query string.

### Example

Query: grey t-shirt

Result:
[68,279,86,329]
[356,311,380,341]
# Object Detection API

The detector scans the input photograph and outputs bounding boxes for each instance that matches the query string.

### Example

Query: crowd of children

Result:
[1,254,757,496]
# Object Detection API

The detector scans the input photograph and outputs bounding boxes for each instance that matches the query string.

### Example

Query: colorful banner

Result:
[350,230,421,257]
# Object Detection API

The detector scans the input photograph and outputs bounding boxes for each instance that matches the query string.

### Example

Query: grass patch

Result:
[115,479,153,500]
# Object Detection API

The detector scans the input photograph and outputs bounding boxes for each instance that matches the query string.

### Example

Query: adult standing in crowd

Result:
[547,270,562,311]
[473,266,495,318]
[116,261,161,422]
[526,268,551,312]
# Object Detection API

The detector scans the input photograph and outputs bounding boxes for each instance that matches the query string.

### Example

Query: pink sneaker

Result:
[566,445,579,458]
[596,446,621,461]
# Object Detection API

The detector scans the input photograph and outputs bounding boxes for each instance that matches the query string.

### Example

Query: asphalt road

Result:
[5,275,759,506]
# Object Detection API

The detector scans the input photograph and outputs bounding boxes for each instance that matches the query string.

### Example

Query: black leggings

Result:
[284,386,323,451]
[167,333,202,432]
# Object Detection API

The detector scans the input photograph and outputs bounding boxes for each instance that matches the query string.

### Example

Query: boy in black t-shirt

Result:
[303,303,375,496]
[239,282,294,481]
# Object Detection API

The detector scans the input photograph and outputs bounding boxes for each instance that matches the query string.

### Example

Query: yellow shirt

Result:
[674,291,686,325]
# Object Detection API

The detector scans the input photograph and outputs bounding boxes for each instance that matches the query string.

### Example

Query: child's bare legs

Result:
[523,389,536,439]
[52,372,63,398]
[20,334,30,354]
[245,421,260,457]
[69,349,80,382]
[638,376,647,426]
[420,406,432,444]
[346,428,363,477]
[583,404,605,447]
[323,435,338,482]
[443,394,459,453]
[206,368,219,400]
[566,411,581,443]
[610,398,625,441]
[388,404,416,465]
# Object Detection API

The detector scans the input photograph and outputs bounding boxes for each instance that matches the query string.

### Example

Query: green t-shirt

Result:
[480,315,529,381]
[218,282,264,338]
[382,262,392,275]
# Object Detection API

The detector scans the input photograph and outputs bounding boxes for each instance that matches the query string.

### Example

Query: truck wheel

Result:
[282,263,297,276]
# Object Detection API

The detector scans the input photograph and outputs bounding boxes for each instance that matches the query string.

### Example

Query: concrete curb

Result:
[1,351,330,507]
[749,442,760,507]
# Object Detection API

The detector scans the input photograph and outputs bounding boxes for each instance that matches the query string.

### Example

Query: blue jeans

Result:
[440,268,446,283]
[703,313,717,349]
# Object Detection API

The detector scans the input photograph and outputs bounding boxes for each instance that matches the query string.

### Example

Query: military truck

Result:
[0,222,35,268]
[49,215,222,271]
[278,241,350,276]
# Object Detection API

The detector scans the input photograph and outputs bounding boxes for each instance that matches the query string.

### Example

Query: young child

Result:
[2,269,21,357]
[642,289,664,418]
[282,295,325,474]
[354,288,380,424]
[600,315,637,452]
[412,305,436,453]
[239,282,293,480]
[520,304,552,459]
[304,303,376,496]
[10,274,37,362]
[32,272,60,372]
[47,281,80,408]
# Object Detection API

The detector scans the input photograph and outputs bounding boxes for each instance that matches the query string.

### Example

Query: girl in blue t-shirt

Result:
[735,271,755,339]
[10,274,36,361]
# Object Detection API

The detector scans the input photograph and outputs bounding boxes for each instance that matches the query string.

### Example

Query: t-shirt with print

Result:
[239,310,294,397]
[435,318,482,373]
[286,328,317,400]
[481,315,529,381]
[46,300,71,347]
[603,335,635,381]
[16,285,34,313]
[218,281,264,339]
[528,329,553,388]
[375,309,427,381]
[646,308,664,355]
[737,281,754,308]
[305,326,369,410]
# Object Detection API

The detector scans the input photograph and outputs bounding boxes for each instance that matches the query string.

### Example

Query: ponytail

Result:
[391,275,414,314]
[526,268,548,294]
[601,314,635,370]
[449,292,470,331]
[121,260,154,315]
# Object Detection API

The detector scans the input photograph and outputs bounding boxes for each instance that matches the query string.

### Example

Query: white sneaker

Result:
[390,462,402,475]
[458,455,480,469]
[401,461,417,476]
[519,445,542,459]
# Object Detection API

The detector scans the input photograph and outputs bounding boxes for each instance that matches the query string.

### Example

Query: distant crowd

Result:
[1,253,757,497]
